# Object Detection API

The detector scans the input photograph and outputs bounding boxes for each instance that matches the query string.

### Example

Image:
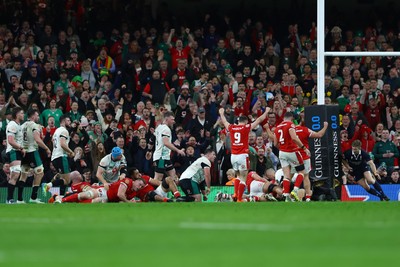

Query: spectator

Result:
[372,128,399,168]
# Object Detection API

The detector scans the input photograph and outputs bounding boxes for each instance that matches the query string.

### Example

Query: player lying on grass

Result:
[216,169,282,202]
[56,177,145,203]
[127,168,183,202]
[48,171,100,203]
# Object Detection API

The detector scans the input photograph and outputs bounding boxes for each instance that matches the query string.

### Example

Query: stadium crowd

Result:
[1,0,400,203]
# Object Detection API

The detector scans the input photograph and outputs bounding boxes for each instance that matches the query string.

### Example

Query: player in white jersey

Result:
[5,107,25,204]
[43,114,75,196]
[153,111,185,181]
[96,147,127,190]
[17,109,52,203]
[179,148,216,202]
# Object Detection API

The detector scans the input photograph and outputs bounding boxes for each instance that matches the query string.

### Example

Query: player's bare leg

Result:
[7,161,22,203]
[30,166,45,203]
[237,170,248,202]
[163,176,181,198]
[61,188,99,203]
[154,171,164,182]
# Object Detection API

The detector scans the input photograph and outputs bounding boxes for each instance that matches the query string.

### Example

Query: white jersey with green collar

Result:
[179,156,211,184]
[153,124,172,161]
[6,120,23,153]
[51,126,70,160]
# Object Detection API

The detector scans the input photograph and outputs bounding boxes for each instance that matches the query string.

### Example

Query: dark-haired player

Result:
[219,107,270,202]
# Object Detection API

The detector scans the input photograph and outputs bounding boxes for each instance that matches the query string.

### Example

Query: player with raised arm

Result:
[219,107,270,202]
[19,109,52,203]
[216,169,281,202]
[273,112,310,201]
[342,140,390,201]
[179,148,216,202]
[294,110,329,201]
[96,147,127,190]
[43,115,75,196]
[153,111,185,181]
[5,107,25,204]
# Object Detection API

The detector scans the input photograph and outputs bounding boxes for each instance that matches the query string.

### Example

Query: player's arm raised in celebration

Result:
[250,107,270,130]
[309,122,329,138]
[263,123,274,140]
[218,108,230,129]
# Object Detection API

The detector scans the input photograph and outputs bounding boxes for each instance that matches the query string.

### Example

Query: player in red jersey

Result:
[273,112,310,201]
[59,177,145,203]
[216,169,282,202]
[295,112,329,201]
[127,168,182,202]
[49,171,100,203]
[244,171,282,201]
[219,106,270,202]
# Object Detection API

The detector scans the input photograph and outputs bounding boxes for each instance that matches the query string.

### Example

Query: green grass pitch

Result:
[0,202,399,267]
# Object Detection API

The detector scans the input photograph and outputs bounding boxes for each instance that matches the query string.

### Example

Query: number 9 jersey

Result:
[228,124,251,155]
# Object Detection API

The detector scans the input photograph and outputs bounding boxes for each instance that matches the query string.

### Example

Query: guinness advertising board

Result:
[304,105,341,188]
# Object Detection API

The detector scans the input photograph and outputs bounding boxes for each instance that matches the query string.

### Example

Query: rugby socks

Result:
[233,178,240,198]
[17,180,25,201]
[59,184,67,196]
[62,193,79,203]
[31,186,39,200]
[173,191,181,198]
[7,183,16,201]
[366,188,381,197]
[294,173,304,190]
[51,179,64,187]
[282,178,291,194]
[237,182,246,202]
[305,195,312,201]
[371,181,385,196]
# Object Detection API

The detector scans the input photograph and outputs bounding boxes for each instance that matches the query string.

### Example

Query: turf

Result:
[0,202,399,267]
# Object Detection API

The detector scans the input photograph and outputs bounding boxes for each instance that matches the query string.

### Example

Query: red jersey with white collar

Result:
[228,124,251,154]
[274,121,298,152]
[106,178,135,202]
[133,175,155,202]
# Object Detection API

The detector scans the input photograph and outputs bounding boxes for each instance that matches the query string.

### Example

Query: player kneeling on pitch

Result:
[179,148,216,202]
